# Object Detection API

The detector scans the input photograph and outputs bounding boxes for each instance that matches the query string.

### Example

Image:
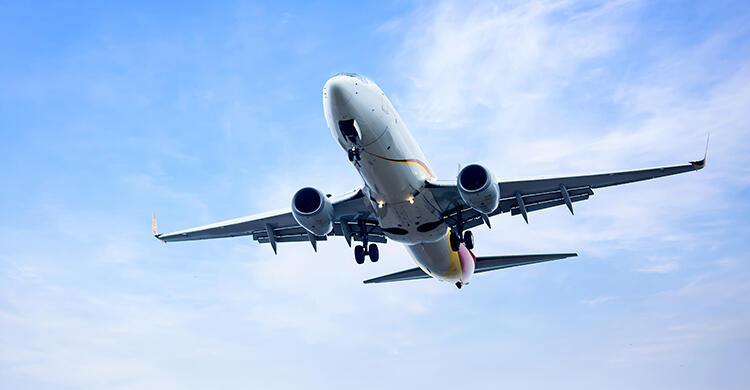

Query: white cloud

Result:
[394,0,635,129]
[580,295,616,305]
[389,0,749,257]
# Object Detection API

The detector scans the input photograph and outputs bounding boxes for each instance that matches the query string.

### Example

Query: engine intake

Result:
[457,164,500,214]
[291,187,334,236]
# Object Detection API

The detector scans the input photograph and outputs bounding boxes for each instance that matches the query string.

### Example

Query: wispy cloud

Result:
[580,295,616,305]
[638,261,680,274]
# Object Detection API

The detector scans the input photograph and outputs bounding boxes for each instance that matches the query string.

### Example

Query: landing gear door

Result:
[338,119,362,145]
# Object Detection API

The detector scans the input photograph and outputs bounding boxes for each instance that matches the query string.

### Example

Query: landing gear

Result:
[347,147,361,162]
[463,231,474,250]
[450,231,461,251]
[354,218,378,264]
[368,243,379,262]
[354,245,366,264]
[354,243,379,264]
[455,281,463,289]
[449,208,475,251]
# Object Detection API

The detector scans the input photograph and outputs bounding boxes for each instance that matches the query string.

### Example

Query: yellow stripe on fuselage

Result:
[369,153,435,179]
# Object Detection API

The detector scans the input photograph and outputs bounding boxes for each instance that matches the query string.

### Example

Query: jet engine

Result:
[457,164,500,214]
[291,187,335,236]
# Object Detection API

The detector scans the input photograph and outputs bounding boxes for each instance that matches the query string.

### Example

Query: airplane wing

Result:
[363,253,577,284]
[427,147,707,228]
[154,187,384,253]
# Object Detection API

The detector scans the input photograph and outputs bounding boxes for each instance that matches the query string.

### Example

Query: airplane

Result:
[153,73,707,289]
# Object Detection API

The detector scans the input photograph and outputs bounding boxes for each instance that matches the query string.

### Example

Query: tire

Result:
[449,232,460,252]
[463,230,474,250]
[354,245,365,264]
[347,149,354,162]
[368,243,379,262]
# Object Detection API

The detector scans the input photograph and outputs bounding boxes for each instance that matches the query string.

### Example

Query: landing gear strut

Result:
[449,208,475,251]
[354,219,378,263]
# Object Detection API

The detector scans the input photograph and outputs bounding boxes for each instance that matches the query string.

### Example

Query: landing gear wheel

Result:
[354,245,365,264]
[368,243,379,262]
[449,232,461,252]
[347,149,355,162]
[463,231,474,250]
[455,281,463,289]
[354,149,361,161]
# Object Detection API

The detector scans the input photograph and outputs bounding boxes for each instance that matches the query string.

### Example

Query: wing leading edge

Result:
[428,139,708,227]
[154,187,385,252]
[363,253,578,284]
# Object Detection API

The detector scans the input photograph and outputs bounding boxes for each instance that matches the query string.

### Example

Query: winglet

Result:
[152,210,159,237]
[690,133,709,169]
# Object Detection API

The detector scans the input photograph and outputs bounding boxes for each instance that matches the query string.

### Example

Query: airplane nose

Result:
[324,75,355,107]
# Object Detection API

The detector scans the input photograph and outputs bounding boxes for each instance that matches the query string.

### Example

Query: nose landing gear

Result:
[347,147,361,162]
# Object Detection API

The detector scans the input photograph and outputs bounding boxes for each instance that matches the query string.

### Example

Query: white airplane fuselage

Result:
[323,73,472,284]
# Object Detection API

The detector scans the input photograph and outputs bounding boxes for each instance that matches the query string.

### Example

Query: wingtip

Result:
[152,210,160,238]
[690,133,710,169]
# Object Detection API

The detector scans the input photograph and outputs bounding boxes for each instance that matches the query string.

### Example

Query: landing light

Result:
[377,201,384,209]
[407,196,414,204]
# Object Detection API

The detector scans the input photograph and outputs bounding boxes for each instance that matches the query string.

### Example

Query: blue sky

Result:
[1,1,750,388]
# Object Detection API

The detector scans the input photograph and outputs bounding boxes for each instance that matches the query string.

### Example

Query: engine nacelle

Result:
[457,164,500,214]
[291,187,334,236]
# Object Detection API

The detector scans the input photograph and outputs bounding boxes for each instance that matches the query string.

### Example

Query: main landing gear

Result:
[449,209,475,252]
[449,230,474,251]
[354,243,379,264]
[354,219,378,264]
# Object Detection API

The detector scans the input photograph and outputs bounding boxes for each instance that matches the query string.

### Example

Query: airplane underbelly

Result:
[376,193,447,244]
[407,236,462,282]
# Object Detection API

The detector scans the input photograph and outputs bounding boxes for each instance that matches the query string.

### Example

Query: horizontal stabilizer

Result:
[363,252,577,284]
[474,252,577,273]
[363,267,430,284]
